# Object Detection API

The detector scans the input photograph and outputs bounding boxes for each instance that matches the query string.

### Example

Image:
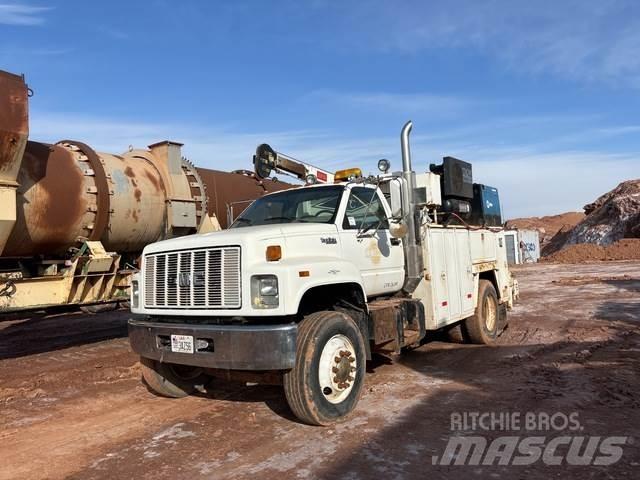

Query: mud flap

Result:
[497,303,508,335]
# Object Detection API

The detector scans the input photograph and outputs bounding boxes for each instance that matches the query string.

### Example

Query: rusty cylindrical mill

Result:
[2,139,209,257]
[0,69,293,312]
[0,70,211,258]
[0,71,29,256]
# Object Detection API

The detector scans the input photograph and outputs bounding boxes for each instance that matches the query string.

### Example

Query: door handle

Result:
[390,238,401,246]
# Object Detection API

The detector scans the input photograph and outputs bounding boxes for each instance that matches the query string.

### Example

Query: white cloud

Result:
[439,148,640,219]
[0,4,51,26]
[28,110,639,219]
[342,0,640,87]
[308,90,475,114]
[97,26,129,40]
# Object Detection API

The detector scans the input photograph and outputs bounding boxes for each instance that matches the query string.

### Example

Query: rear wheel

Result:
[284,311,366,426]
[463,280,499,345]
[140,357,210,398]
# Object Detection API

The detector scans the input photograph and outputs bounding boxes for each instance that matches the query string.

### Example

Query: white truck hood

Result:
[143,223,340,256]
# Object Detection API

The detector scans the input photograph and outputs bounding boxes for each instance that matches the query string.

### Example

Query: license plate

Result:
[171,334,194,354]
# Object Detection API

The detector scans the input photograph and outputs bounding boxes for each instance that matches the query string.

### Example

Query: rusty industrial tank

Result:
[1,139,207,257]
[0,69,292,260]
[0,68,295,312]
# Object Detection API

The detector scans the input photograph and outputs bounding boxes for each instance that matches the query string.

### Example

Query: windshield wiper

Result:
[263,216,294,223]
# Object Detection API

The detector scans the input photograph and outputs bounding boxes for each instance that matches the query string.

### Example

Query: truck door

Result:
[339,186,405,297]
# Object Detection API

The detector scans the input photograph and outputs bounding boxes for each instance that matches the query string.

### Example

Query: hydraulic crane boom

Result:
[253,143,334,183]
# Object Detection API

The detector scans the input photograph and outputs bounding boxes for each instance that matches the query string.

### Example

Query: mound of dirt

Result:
[542,239,640,263]
[542,179,640,258]
[566,179,640,246]
[505,212,584,248]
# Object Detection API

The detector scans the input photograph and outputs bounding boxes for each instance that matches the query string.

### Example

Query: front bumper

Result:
[128,318,297,371]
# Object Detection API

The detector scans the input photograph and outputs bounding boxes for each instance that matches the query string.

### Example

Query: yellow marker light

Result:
[298,270,310,277]
[334,168,362,183]
[266,245,282,261]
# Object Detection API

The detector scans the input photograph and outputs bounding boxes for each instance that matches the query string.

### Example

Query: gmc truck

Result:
[128,121,518,425]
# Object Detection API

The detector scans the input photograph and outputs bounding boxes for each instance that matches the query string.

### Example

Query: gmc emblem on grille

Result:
[193,271,205,287]
[178,273,191,287]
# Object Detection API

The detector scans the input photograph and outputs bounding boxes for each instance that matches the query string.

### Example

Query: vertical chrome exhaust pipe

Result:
[401,120,413,173]
[400,120,424,293]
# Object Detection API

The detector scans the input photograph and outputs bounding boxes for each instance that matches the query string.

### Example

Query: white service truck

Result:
[129,121,518,425]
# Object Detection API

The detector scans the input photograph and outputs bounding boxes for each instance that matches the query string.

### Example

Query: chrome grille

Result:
[143,246,241,309]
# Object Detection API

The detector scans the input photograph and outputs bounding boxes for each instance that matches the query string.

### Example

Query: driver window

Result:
[343,187,389,230]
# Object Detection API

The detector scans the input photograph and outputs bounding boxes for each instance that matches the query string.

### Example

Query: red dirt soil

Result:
[542,238,640,263]
[1,263,640,479]
[505,211,585,234]
[505,212,585,247]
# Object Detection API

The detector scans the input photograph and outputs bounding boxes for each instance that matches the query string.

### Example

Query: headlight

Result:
[131,279,140,309]
[251,275,279,309]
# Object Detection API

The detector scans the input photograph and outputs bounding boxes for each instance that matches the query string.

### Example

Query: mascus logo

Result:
[320,237,337,245]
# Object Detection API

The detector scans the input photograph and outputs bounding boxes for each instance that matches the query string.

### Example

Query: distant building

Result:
[504,229,540,264]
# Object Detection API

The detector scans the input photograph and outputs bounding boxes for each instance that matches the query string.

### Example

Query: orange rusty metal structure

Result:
[0,71,29,256]
[0,69,291,312]
[2,137,208,257]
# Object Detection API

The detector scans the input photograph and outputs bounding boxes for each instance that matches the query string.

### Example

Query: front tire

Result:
[284,311,366,426]
[140,357,210,398]
[463,280,499,345]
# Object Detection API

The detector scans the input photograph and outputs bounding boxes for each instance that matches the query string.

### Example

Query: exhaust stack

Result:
[400,120,424,293]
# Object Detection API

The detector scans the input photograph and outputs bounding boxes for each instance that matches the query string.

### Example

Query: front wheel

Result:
[284,311,366,426]
[140,357,210,398]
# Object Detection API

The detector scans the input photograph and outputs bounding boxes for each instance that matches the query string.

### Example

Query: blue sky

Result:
[1,0,639,218]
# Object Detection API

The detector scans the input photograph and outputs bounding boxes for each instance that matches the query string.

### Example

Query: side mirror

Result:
[389,219,407,238]
[389,178,404,218]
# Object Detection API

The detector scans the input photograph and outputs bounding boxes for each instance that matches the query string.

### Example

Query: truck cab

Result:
[129,121,518,425]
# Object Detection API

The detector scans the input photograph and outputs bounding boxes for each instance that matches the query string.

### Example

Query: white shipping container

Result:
[518,229,540,263]
[504,229,540,264]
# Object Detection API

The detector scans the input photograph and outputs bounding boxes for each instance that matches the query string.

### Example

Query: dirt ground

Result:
[1,262,639,479]
[542,238,640,263]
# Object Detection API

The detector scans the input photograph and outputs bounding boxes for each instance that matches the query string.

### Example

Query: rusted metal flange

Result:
[57,140,111,241]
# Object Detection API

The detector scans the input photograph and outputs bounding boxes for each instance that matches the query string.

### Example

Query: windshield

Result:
[230,185,344,228]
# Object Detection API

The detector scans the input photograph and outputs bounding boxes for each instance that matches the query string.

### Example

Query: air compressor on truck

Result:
[128,121,518,425]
